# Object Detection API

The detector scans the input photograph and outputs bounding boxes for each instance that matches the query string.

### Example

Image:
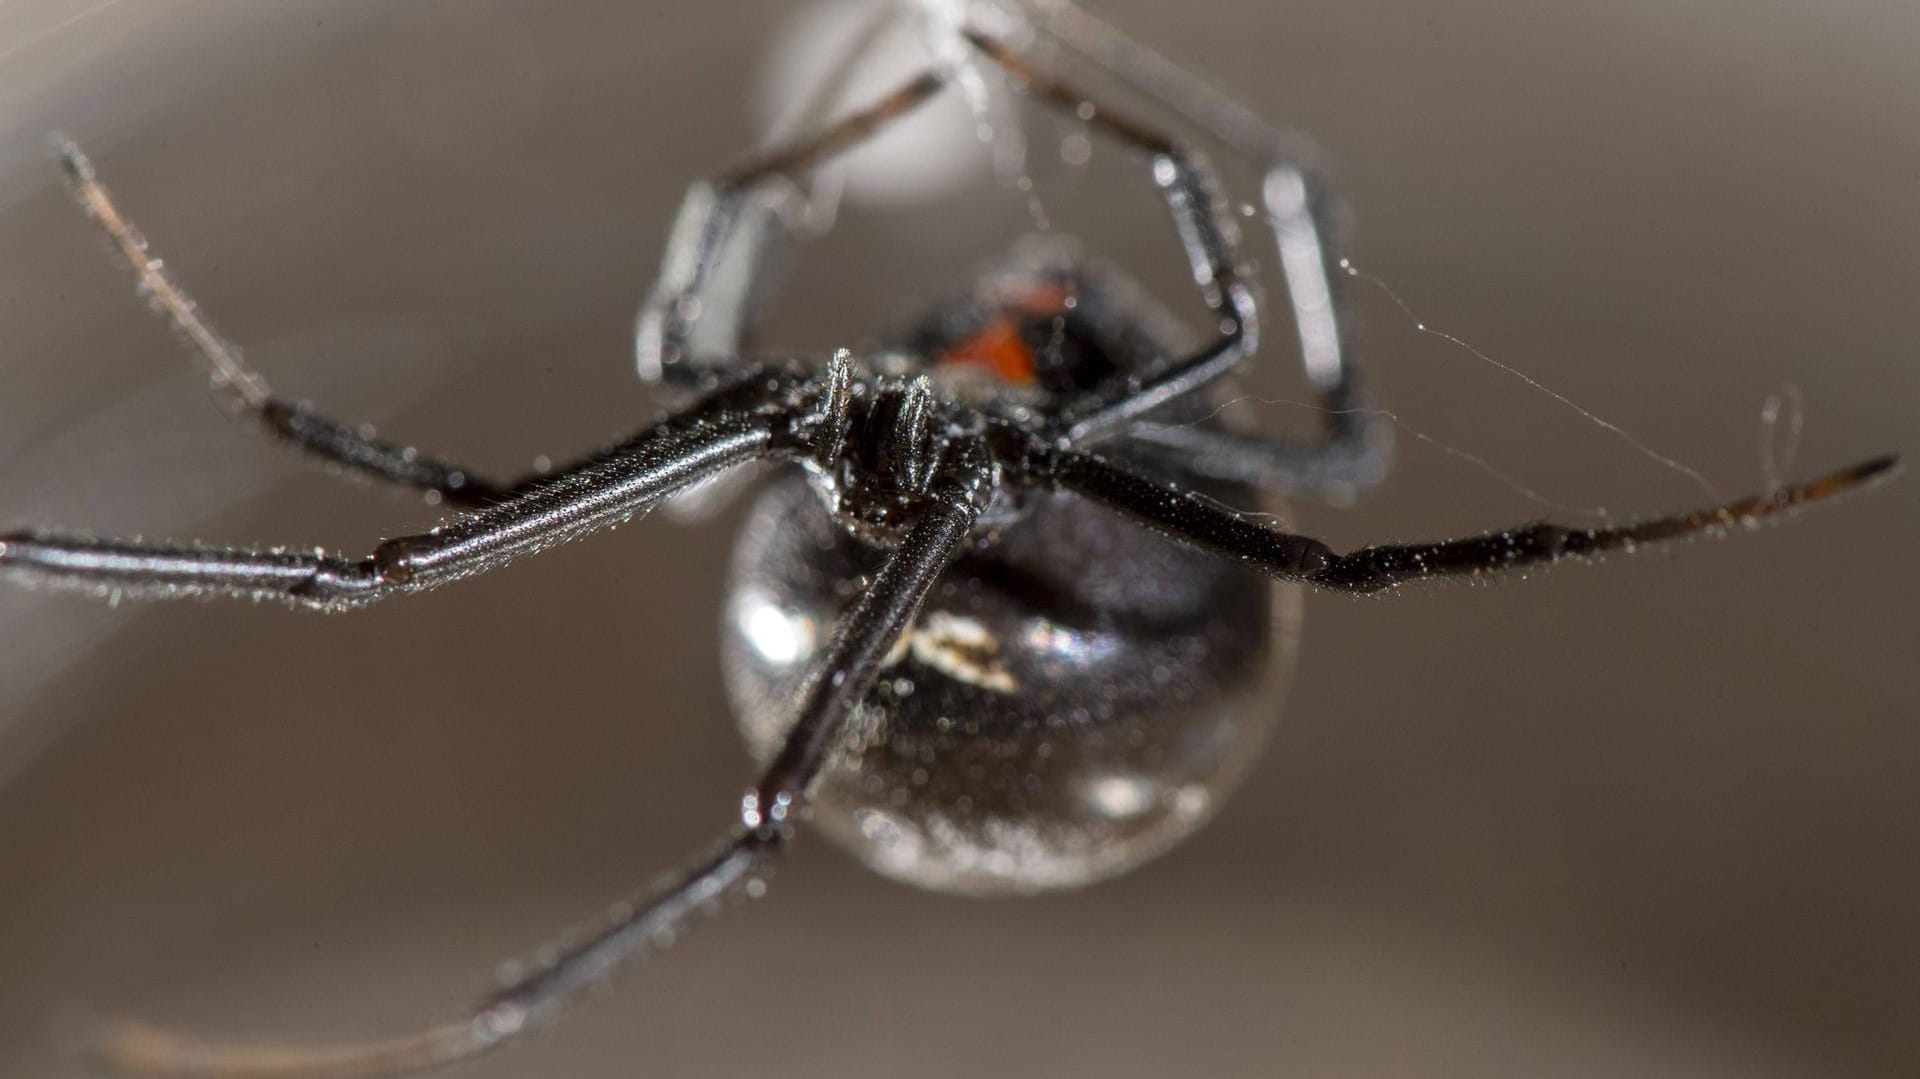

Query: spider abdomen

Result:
[723,474,1302,895]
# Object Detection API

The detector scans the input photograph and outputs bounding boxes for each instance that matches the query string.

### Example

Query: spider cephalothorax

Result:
[799,360,986,542]
[0,2,1894,1076]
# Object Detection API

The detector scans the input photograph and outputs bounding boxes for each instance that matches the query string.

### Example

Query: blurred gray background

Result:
[0,2,1915,1076]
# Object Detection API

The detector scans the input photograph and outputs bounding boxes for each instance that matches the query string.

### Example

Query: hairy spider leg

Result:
[85,448,992,1079]
[1044,446,1900,594]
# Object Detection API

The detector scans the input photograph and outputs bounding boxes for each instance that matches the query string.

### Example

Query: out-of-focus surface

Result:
[1,2,1915,1077]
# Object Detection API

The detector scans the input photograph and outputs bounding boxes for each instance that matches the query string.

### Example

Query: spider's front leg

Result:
[88,443,995,1079]
[0,373,801,610]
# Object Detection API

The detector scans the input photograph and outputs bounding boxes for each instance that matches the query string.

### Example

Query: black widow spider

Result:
[0,2,1896,1075]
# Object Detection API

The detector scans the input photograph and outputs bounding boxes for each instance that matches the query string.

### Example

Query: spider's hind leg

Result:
[1046,446,1899,594]
[84,444,993,1079]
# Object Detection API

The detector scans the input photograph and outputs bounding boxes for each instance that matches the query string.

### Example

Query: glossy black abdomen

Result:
[722,473,1300,894]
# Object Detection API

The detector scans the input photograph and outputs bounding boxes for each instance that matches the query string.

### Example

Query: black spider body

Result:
[0,7,1891,1075]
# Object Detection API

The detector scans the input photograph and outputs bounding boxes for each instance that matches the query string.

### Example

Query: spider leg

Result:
[959,32,1256,445]
[87,452,993,1079]
[0,375,798,610]
[1046,447,1900,594]
[634,69,950,394]
[52,137,556,510]
[1006,0,1389,502]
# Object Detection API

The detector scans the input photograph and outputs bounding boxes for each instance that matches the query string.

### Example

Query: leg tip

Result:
[1851,452,1902,484]
[47,131,91,183]
[1801,453,1902,502]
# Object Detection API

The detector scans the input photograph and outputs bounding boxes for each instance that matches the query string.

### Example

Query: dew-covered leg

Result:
[87,458,992,1079]
[0,382,793,609]
[997,0,1390,501]
[51,137,567,509]
[1047,448,1899,594]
